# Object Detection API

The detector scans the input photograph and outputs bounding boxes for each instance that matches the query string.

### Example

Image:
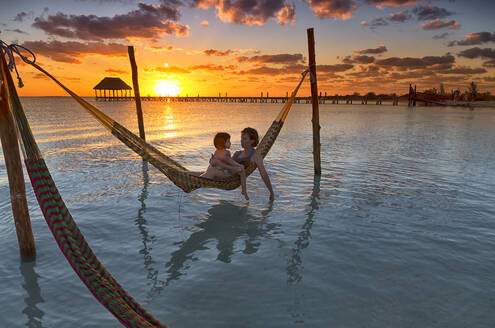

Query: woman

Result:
[209,127,274,201]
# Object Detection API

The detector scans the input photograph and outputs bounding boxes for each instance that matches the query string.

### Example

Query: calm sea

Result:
[1,98,495,327]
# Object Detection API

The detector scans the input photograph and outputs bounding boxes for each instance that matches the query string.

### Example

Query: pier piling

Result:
[307,28,321,175]
[128,46,146,140]
[0,53,35,258]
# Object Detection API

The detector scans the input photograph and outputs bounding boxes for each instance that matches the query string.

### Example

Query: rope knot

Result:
[1,40,36,88]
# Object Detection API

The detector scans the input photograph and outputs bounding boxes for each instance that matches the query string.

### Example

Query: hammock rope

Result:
[5,43,307,192]
[1,46,166,328]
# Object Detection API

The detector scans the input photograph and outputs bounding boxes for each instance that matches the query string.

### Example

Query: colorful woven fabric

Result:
[27,61,307,193]
[1,53,166,328]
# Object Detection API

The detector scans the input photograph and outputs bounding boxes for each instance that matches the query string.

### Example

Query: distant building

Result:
[93,77,132,100]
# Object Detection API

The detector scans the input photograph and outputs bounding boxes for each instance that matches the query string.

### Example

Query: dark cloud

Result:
[236,53,304,65]
[484,60,495,68]
[366,0,426,7]
[438,66,487,75]
[190,0,296,26]
[421,19,460,30]
[388,10,410,22]
[318,64,354,73]
[432,32,449,40]
[343,55,375,64]
[204,49,233,56]
[21,40,128,63]
[413,5,453,21]
[146,66,191,74]
[484,76,495,82]
[361,17,389,29]
[448,32,495,47]
[375,54,455,69]
[303,0,357,19]
[354,45,388,54]
[458,47,495,59]
[32,3,188,41]
[14,12,29,22]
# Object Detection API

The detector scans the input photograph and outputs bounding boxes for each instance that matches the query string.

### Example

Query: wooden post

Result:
[0,55,36,258]
[128,46,146,141]
[307,28,321,175]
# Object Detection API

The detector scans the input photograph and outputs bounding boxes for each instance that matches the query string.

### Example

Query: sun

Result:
[154,80,181,97]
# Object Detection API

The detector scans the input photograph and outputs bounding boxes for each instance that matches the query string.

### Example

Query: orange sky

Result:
[2,0,494,97]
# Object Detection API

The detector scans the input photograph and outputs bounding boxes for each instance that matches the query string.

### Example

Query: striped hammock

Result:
[1,53,165,328]
[27,61,307,192]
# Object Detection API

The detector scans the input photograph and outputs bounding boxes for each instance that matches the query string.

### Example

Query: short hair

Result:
[242,127,259,147]
[214,132,230,149]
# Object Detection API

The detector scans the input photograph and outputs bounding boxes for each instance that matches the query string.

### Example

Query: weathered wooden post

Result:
[307,28,321,175]
[128,46,146,140]
[0,53,36,257]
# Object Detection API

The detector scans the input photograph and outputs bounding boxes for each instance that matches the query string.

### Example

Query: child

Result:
[202,132,249,200]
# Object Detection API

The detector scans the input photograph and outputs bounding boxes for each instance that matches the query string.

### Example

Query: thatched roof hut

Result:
[93,77,132,91]
[93,77,132,100]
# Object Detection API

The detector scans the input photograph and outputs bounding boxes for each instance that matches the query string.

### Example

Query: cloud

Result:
[421,19,460,30]
[21,40,128,63]
[484,76,495,82]
[457,47,495,59]
[388,10,410,22]
[303,0,357,19]
[375,54,455,69]
[437,66,487,75]
[484,60,495,68]
[105,69,127,74]
[14,12,29,22]
[146,66,191,74]
[413,5,453,21]
[361,17,388,29]
[148,45,177,52]
[318,63,354,72]
[448,32,495,47]
[354,45,388,54]
[32,3,189,41]
[201,20,209,26]
[432,32,449,40]
[188,64,237,71]
[343,55,375,64]
[191,0,296,26]
[5,29,28,35]
[366,0,426,7]
[236,53,305,65]
[204,49,233,56]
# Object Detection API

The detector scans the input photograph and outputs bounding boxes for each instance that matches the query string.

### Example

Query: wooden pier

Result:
[95,94,406,105]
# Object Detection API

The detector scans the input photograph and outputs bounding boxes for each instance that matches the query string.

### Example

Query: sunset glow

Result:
[0,1,494,97]
[154,80,181,97]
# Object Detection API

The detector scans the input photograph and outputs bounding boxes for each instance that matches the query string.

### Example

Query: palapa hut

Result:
[93,77,132,101]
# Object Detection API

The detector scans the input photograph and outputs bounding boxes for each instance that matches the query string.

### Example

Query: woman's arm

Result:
[253,152,274,200]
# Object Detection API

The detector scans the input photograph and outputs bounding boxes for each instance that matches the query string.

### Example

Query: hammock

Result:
[21,55,307,193]
[1,47,165,328]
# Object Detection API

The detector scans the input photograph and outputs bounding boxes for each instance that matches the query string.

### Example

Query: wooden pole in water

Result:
[307,28,321,175]
[0,55,35,258]
[128,46,146,141]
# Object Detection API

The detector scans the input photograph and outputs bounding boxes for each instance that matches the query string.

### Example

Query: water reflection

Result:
[133,162,166,302]
[144,200,277,299]
[19,259,45,327]
[287,175,321,285]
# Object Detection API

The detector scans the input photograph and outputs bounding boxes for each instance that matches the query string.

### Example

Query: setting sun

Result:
[154,80,181,97]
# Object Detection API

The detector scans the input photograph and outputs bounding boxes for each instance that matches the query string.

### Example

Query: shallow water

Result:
[1,98,495,327]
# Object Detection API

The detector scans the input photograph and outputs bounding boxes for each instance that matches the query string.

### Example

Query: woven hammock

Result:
[26,61,307,193]
[1,53,165,328]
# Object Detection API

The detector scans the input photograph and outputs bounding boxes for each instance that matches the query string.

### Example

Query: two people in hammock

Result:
[194,127,275,201]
